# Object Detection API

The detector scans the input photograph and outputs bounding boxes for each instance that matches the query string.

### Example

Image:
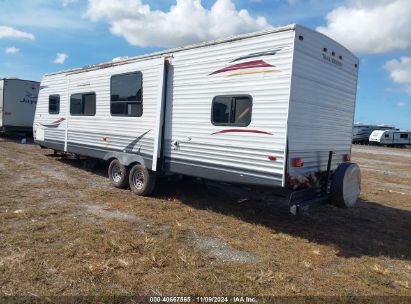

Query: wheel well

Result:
[128,161,143,168]
[107,157,117,164]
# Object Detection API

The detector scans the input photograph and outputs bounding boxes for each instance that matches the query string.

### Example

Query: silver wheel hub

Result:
[132,170,145,190]
[111,165,122,183]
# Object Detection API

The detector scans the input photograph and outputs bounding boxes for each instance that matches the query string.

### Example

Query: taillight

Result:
[343,154,351,162]
[268,155,277,161]
[292,158,304,167]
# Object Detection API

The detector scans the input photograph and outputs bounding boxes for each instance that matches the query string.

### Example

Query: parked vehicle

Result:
[0,78,39,134]
[369,130,411,147]
[352,124,397,144]
[33,24,361,214]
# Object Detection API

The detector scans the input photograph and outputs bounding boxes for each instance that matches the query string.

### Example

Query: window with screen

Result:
[111,72,143,117]
[70,92,96,116]
[49,95,60,114]
[400,133,409,139]
[212,95,252,126]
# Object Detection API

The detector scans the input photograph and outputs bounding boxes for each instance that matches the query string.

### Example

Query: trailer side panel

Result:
[163,30,295,187]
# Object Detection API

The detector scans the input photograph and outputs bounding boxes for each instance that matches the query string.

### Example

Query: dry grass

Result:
[0,137,410,297]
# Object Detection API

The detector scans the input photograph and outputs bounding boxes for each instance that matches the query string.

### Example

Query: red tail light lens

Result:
[292,158,304,167]
[268,155,277,161]
[343,154,351,162]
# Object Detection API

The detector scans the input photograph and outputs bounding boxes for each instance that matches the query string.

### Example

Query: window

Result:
[400,133,409,139]
[110,72,143,116]
[70,92,96,116]
[49,95,60,114]
[212,95,252,126]
[385,134,389,138]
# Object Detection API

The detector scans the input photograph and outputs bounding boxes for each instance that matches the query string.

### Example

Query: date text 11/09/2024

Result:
[149,296,257,303]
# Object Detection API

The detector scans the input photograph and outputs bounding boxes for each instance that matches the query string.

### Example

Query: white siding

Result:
[35,74,67,143]
[0,80,3,127]
[287,26,359,176]
[2,79,39,128]
[164,30,295,186]
[34,58,165,166]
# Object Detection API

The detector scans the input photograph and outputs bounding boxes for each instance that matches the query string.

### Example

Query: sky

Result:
[0,0,410,129]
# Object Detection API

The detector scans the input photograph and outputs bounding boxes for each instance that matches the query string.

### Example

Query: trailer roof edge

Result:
[46,24,297,77]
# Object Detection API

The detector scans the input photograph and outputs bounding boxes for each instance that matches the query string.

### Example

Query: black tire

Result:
[129,164,156,196]
[108,159,129,189]
[331,162,361,208]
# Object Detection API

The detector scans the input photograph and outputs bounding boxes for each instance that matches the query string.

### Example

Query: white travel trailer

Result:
[369,130,411,147]
[352,124,396,144]
[1,78,39,133]
[33,24,361,214]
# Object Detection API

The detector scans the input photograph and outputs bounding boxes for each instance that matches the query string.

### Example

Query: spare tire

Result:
[331,162,361,208]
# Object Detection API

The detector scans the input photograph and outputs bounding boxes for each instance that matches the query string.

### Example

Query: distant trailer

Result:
[369,130,411,147]
[352,124,397,144]
[0,78,40,134]
[34,24,361,214]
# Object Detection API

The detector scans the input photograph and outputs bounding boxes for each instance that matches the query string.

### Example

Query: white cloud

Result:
[397,101,408,107]
[52,53,68,64]
[62,0,78,7]
[384,57,411,95]
[5,46,19,54]
[317,0,411,54]
[0,25,35,40]
[85,0,271,48]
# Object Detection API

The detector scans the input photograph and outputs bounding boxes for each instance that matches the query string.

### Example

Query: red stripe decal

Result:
[209,60,274,76]
[51,118,66,124]
[211,129,273,135]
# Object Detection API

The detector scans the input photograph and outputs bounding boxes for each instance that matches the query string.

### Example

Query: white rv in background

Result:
[0,78,39,133]
[352,124,397,144]
[34,24,361,214]
[369,130,411,147]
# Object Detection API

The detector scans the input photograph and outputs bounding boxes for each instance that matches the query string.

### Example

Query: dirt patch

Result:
[353,145,411,158]
[188,233,258,264]
[85,204,154,232]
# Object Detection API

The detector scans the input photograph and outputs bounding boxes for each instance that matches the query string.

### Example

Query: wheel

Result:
[331,162,361,208]
[129,164,156,196]
[108,159,129,189]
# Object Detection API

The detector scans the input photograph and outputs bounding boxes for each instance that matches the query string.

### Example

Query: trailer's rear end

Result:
[286,25,360,213]
[1,79,39,133]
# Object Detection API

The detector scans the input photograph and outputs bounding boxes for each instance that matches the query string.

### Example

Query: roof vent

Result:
[112,56,129,62]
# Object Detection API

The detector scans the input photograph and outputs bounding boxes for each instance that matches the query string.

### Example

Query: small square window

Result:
[212,95,252,126]
[70,92,96,116]
[49,95,60,114]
